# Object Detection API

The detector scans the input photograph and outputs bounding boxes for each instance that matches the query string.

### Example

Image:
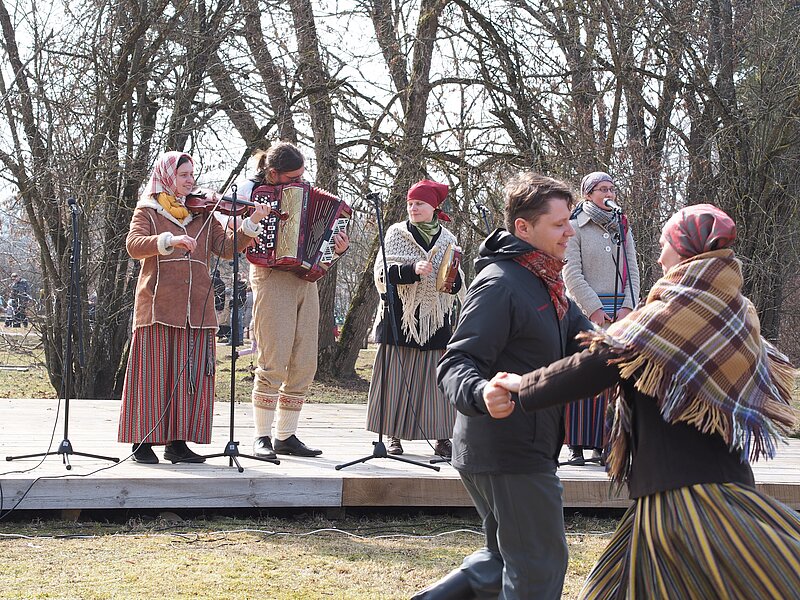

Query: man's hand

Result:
[249,201,272,223]
[333,231,349,255]
[483,372,518,419]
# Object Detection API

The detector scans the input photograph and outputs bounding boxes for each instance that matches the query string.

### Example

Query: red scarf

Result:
[514,250,568,319]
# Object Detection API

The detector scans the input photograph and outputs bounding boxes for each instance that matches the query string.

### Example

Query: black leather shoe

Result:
[387,437,404,455]
[434,439,452,459]
[132,443,158,464]
[411,568,476,599]
[164,440,206,464]
[253,435,277,460]
[567,446,585,466]
[274,434,322,457]
[591,448,606,466]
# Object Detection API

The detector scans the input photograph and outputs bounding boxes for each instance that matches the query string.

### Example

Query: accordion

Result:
[246,181,352,282]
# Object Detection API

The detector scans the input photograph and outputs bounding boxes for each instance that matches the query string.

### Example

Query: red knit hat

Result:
[407,179,451,221]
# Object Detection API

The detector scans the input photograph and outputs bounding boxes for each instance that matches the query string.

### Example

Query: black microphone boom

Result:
[604,198,623,212]
[67,197,79,213]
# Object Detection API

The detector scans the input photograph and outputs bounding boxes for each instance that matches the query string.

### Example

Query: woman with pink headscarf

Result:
[118,151,270,465]
[485,204,800,598]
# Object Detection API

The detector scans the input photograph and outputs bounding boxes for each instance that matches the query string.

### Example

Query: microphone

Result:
[67,197,80,213]
[603,198,623,212]
[365,191,381,204]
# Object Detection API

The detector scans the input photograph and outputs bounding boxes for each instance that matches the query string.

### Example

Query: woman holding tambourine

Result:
[366,180,464,459]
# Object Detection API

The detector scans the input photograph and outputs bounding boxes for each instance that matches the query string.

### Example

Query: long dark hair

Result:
[254,142,305,182]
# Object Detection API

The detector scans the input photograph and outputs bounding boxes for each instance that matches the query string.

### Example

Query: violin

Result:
[184,189,287,220]
[184,189,257,216]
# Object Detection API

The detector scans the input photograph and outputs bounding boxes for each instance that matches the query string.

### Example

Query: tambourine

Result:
[436,243,462,293]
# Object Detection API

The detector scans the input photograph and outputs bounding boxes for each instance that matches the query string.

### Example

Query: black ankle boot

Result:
[411,568,476,600]
[568,445,585,466]
[164,440,206,464]
[132,443,158,464]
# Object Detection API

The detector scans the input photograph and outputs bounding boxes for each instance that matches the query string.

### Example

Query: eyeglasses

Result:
[594,186,616,194]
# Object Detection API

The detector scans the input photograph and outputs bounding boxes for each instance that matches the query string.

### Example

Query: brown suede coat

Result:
[126,200,258,330]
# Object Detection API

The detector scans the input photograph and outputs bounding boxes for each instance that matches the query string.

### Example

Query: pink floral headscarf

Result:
[141,151,194,200]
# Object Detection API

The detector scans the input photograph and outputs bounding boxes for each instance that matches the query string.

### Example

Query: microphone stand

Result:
[6,198,119,469]
[476,204,492,235]
[609,205,636,312]
[180,185,279,471]
[610,210,622,322]
[563,202,635,468]
[336,192,439,472]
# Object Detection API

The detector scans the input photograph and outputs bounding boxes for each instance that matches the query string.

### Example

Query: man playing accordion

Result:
[236,141,349,459]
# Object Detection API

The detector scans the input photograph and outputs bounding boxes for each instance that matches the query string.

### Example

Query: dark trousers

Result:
[230,308,244,346]
[458,470,568,600]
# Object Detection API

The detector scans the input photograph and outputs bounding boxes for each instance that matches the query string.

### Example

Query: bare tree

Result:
[4,0,799,398]
[0,0,236,397]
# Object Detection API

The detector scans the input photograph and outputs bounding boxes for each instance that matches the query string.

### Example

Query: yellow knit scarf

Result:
[157,192,189,220]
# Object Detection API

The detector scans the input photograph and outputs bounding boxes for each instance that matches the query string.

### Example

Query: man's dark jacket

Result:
[437,228,591,474]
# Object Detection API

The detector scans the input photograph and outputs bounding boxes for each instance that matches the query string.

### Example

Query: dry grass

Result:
[0,332,796,598]
[0,327,55,399]
[0,332,374,406]
[214,342,373,405]
[0,513,617,599]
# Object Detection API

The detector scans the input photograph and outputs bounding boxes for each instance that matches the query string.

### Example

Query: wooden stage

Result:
[1,398,798,513]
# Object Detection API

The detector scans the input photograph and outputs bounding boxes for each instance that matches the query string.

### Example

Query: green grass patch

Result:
[0,512,617,599]
[0,328,55,399]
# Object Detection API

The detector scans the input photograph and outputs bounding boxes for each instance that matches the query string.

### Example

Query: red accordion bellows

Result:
[245,182,352,282]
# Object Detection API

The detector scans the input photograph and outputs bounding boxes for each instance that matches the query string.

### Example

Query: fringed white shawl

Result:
[374,222,465,346]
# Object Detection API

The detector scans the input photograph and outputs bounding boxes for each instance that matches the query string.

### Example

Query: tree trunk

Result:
[322,0,447,377]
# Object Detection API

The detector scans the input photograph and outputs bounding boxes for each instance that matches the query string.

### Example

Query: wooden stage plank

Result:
[1,398,797,511]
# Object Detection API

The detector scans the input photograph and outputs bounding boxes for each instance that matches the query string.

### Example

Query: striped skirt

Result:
[564,389,611,448]
[365,344,455,440]
[118,323,216,444]
[580,483,800,599]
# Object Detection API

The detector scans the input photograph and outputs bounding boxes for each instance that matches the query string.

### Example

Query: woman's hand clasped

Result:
[483,372,522,419]
[414,260,433,277]
[590,308,611,327]
[615,307,632,321]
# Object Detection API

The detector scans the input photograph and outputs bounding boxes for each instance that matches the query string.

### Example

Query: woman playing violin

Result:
[118,151,271,464]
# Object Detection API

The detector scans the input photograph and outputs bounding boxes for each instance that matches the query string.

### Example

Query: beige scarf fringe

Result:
[374,222,463,346]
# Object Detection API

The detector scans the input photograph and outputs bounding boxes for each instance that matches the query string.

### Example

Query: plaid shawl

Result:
[581,249,797,485]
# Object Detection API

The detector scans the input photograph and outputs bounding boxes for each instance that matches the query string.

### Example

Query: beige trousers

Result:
[250,267,319,398]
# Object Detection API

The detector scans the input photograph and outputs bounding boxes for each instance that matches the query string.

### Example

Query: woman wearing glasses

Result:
[561,171,640,465]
